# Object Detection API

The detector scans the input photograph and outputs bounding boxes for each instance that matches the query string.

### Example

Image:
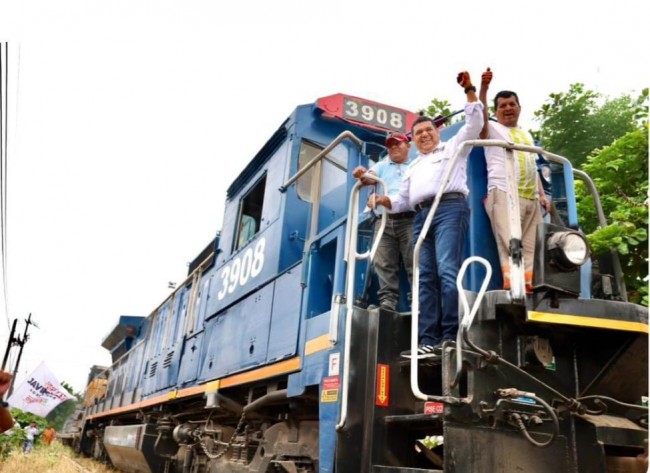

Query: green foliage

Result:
[46,381,83,431]
[418,98,463,125]
[419,82,649,303]
[46,400,78,432]
[534,84,644,168]
[575,124,649,304]
[632,87,649,125]
[0,382,83,458]
[0,409,49,458]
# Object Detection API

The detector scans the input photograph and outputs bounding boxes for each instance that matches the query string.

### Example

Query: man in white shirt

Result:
[479,68,550,292]
[23,422,40,453]
[353,132,414,311]
[368,71,484,357]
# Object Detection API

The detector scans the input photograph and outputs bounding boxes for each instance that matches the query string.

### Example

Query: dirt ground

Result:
[0,442,116,473]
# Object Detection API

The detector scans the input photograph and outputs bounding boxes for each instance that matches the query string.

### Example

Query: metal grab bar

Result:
[409,140,474,402]
[464,139,579,226]
[461,140,625,300]
[408,138,621,402]
[573,169,627,301]
[343,174,387,264]
[336,173,388,430]
[279,131,363,193]
[452,257,492,388]
[408,139,536,401]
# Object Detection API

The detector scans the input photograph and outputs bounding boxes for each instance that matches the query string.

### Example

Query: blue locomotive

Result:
[74,93,648,473]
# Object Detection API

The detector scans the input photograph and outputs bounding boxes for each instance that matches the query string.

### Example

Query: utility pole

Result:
[1,318,17,371]
[7,313,36,397]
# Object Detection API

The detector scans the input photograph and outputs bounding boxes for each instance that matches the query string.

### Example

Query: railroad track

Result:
[56,453,95,473]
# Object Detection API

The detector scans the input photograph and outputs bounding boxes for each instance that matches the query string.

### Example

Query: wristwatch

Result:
[0,401,9,408]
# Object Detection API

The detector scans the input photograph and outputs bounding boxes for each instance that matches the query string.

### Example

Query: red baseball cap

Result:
[385,132,409,147]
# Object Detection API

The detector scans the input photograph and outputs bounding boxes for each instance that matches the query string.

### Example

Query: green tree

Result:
[46,381,82,431]
[533,85,648,303]
[0,381,84,458]
[533,83,640,168]
[418,98,464,126]
[0,408,48,457]
[419,98,453,119]
[575,123,648,304]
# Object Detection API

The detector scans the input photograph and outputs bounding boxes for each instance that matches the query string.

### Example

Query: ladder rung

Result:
[397,358,442,368]
[384,414,442,424]
[373,465,442,473]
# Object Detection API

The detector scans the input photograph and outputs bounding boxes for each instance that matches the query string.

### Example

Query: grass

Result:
[0,441,117,472]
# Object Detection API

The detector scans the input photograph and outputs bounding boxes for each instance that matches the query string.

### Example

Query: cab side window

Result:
[235,175,267,250]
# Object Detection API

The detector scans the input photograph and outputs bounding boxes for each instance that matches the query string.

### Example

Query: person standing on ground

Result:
[43,425,57,445]
[23,422,40,453]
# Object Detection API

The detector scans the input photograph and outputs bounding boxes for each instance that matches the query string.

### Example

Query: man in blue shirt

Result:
[353,132,414,311]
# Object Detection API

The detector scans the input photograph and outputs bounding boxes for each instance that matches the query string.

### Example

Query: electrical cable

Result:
[0,42,8,332]
[2,42,9,329]
[577,395,649,414]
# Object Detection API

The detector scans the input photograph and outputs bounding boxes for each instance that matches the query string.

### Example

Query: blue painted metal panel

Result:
[217,140,290,268]
[287,312,333,394]
[204,224,281,321]
[124,342,145,392]
[466,146,503,291]
[141,355,159,397]
[170,287,189,345]
[152,342,181,393]
[192,275,214,333]
[317,154,349,233]
[198,282,274,381]
[150,300,172,356]
[266,265,302,363]
[561,162,579,228]
[177,331,204,386]
[318,399,338,473]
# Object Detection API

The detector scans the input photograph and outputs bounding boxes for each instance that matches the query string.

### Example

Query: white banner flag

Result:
[7,362,74,417]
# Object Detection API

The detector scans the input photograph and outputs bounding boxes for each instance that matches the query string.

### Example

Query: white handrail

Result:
[408,138,568,401]
[453,257,492,388]
[336,173,387,430]
[409,141,473,400]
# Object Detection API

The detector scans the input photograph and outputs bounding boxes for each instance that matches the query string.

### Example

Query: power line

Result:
[0,42,5,331]
[2,43,8,329]
[0,42,8,332]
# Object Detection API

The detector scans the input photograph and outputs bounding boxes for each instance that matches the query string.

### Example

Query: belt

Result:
[414,192,466,212]
[378,211,416,220]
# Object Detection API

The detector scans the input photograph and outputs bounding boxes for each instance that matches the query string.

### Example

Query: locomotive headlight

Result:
[547,231,590,271]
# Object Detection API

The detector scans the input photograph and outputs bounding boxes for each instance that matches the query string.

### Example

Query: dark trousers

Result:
[373,217,413,309]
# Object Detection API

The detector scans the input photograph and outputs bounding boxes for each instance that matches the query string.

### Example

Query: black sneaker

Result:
[432,339,456,354]
[368,302,396,311]
[400,344,438,359]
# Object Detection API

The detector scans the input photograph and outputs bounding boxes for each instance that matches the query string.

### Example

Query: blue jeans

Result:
[23,439,34,453]
[413,198,469,346]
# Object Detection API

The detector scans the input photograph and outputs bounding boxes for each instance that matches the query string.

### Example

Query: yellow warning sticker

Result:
[321,389,339,403]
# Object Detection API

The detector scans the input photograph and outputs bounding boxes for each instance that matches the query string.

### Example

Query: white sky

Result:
[0,0,647,395]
